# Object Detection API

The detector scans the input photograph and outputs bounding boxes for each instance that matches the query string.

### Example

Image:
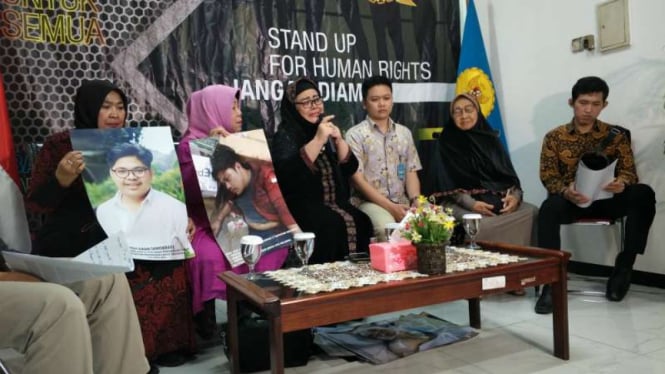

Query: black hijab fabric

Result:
[275,77,321,153]
[269,77,370,261]
[435,94,520,194]
[270,77,350,201]
[73,79,128,129]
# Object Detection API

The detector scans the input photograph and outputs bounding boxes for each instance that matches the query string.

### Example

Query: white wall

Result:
[473,0,665,273]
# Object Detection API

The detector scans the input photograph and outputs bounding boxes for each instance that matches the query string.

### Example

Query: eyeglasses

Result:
[452,105,477,117]
[295,96,323,108]
[111,167,149,178]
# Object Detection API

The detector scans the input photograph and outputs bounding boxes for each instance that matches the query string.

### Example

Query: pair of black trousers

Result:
[538,184,655,255]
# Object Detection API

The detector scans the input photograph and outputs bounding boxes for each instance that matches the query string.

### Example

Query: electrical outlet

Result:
[571,37,584,52]
[582,34,595,51]
[571,35,595,53]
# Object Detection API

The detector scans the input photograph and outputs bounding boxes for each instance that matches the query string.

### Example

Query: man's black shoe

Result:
[534,285,552,314]
[606,266,632,302]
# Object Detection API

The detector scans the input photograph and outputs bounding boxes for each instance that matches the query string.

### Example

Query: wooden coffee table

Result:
[220,241,570,374]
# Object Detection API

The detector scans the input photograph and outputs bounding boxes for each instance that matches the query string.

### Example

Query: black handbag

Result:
[221,312,313,373]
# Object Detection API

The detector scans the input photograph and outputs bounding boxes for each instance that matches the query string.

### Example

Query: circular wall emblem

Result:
[455,67,496,118]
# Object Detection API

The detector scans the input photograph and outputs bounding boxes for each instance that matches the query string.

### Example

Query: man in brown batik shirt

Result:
[535,76,655,314]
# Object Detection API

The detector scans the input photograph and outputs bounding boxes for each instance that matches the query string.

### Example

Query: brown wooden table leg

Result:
[551,277,570,360]
[468,298,481,329]
[268,315,284,374]
[227,287,241,373]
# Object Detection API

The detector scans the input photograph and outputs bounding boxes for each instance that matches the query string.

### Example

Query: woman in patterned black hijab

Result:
[270,77,372,264]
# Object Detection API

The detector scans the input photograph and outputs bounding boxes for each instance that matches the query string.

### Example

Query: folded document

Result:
[2,234,134,284]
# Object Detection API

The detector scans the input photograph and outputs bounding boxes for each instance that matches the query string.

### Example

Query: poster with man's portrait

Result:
[190,130,297,267]
[71,127,193,261]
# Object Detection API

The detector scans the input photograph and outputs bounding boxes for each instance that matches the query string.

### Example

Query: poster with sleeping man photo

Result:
[189,130,298,267]
[70,127,194,261]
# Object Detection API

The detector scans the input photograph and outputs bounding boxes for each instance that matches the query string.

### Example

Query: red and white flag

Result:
[0,68,19,187]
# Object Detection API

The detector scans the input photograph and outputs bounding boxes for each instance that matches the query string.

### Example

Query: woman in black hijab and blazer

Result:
[269,77,372,264]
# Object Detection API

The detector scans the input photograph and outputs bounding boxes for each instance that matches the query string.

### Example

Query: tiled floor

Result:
[160,274,665,374]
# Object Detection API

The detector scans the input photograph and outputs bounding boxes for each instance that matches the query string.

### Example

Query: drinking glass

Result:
[240,235,263,280]
[384,222,401,242]
[462,213,482,249]
[293,232,315,274]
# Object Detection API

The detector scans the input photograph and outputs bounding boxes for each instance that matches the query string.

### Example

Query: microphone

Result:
[327,137,337,154]
[318,114,337,153]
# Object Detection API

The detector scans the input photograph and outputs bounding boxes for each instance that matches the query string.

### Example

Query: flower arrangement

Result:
[400,196,456,244]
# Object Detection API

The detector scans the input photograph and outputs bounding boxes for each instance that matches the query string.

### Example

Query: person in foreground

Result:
[0,166,152,374]
[430,93,538,295]
[346,75,422,242]
[269,77,372,263]
[536,76,656,313]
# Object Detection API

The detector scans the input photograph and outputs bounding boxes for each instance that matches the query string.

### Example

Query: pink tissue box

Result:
[369,241,417,273]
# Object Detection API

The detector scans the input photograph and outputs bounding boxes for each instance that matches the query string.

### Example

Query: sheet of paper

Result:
[73,233,134,267]
[575,159,617,208]
[2,234,134,284]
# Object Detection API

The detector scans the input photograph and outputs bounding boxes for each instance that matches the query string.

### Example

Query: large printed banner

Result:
[70,127,193,260]
[190,130,296,267]
[0,1,460,192]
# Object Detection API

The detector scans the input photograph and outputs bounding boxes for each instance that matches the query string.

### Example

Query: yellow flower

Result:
[400,195,455,244]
